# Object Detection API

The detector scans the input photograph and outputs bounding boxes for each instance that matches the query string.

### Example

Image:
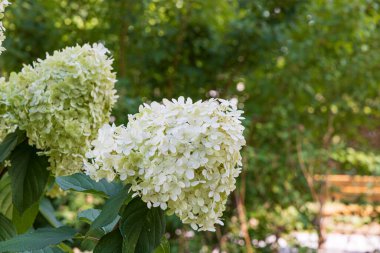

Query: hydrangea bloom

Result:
[0,78,17,140]
[0,0,9,54]
[4,43,117,175]
[84,97,245,231]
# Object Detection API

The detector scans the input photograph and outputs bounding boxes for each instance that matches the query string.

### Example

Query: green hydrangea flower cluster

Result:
[0,0,9,54]
[0,78,17,140]
[0,1,13,140]
[3,43,117,175]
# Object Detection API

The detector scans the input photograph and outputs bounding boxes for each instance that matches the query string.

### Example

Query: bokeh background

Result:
[1,0,380,252]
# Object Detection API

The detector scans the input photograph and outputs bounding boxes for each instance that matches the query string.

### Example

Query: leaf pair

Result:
[57,173,169,253]
[92,198,169,253]
[119,198,167,253]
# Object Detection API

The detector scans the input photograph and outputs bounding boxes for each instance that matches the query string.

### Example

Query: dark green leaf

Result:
[153,237,170,253]
[0,173,13,219]
[0,130,24,163]
[78,209,119,233]
[9,142,50,213]
[0,226,76,253]
[94,230,123,253]
[13,202,39,234]
[80,229,105,251]
[40,198,62,228]
[90,186,131,232]
[56,243,72,252]
[56,173,123,197]
[23,246,64,253]
[0,213,16,241]
[120,198,166,253]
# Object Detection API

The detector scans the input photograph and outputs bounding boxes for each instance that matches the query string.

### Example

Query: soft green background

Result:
[1,0,380,252]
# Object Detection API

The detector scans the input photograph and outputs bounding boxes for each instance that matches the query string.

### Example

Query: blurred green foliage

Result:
[1,0,380,252]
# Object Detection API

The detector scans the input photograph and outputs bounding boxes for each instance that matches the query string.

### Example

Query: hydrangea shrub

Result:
[0,2,245,252]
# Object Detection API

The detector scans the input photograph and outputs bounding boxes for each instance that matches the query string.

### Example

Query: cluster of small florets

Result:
[0,78,17,140]
[0,0,9,54]
[84,97,245,231]
[4,43,117,175]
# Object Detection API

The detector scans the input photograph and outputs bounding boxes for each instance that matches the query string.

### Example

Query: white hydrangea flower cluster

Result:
[0,0,9,54]
[3,43,117,175]
[84,97,245,231]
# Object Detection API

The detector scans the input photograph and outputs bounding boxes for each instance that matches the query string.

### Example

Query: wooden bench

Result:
[314,174,380,203]
[311,175,380,239]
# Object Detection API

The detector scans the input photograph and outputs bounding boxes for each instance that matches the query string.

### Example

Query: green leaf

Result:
[0,213,16,241]
[0,130,24,163]
[78,209,102,224]
[23,246,65,253]
[12,202,40,234]
[93,230,123,253]
[56,242,72,252]
[0,173,13,219]
[0,226,76,253]
[9,141,50,214]
[153,237,170,253]
[40,198,63,228]
[90,186,131,232]
[56,173,123,197]
[120,198,166,253]
[78,209,119,233]
[80,217,119,251]
[79,208,122,251]
[80,229,105,251]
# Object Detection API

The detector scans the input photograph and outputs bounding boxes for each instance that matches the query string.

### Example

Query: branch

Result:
[296,136,319,202]
[234,190,254,253]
